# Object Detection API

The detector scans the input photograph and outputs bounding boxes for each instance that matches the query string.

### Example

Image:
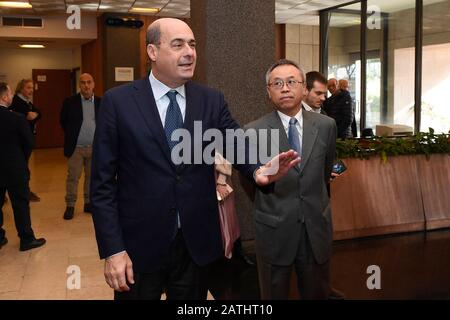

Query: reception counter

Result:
[330,154,450,240]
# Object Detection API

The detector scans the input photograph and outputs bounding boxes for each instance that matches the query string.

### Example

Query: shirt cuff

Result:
[106,250,126,260]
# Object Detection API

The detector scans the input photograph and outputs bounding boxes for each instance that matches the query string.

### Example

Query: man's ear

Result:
[266,87,271,99]
[147,44,157,62]
[304,88,310,97]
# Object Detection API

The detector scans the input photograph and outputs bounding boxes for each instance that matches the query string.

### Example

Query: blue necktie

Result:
[164,90,183,233]
[164,90,183,152]
[288,117,302,156]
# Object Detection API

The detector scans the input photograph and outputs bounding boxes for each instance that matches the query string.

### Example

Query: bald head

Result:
[146,18,197,88]
[339,79,349,91]
[79,73,95,99]
[328,78,339,96]
[146,18,191,46]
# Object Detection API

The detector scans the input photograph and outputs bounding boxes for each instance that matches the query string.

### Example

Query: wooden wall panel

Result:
[331,156,426,240]
[417,154,450,230]
[81,15,104,96]
[275,24,286,60]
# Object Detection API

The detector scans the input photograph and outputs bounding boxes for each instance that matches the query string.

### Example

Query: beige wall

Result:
[0,47,81,93]
[285,24,320,72]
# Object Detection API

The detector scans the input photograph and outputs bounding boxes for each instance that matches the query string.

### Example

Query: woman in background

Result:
[9,79,42,202]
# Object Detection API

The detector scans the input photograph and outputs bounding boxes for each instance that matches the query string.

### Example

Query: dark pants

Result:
[114,230,206,300]
[257,223,330,300]
[0,182,35,242]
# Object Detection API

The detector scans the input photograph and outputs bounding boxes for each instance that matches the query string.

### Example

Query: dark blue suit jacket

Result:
[90,77,258,272]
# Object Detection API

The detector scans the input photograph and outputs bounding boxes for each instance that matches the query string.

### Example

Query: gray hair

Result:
[146,23,161,47]
[265,59,305,85]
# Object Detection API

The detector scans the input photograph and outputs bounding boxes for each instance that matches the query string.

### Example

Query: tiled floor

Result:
[0,148,112,299]
[1,148,450,300]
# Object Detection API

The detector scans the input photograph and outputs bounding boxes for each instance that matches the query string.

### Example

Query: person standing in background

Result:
[338,79,357,137]
[9,79,42,202]
[323,78,353,139]
[0,82,46,251]
[302,71,328,115]
[60,73,101,220]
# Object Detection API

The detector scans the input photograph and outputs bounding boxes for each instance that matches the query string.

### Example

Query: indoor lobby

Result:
[0,0,449,301]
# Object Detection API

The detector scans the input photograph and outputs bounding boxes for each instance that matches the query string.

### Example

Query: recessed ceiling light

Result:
[0,1,32,8]
[130,7,160,13]
[20,44,45,48]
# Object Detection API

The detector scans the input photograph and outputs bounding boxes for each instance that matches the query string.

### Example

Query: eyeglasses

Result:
[268,79,304,90]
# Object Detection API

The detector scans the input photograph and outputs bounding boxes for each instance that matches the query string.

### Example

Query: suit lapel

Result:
[76,94,83,121]
[266,111,300,173]
[299,110,318,175]
[183,81,201,134]
[176,81,202,172]
[132,78,173,166]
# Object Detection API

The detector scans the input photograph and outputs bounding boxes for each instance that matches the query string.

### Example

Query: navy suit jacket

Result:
[0,108,34,186]
[60,94,101,157]
[90,77,259,272]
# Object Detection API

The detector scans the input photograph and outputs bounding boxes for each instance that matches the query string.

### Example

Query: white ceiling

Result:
[275,0,352,24]
[0,0,353,24]
[1,0,446,26]
[345,0,447,13]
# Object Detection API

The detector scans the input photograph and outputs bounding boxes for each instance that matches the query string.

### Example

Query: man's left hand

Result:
[254,150,300,186]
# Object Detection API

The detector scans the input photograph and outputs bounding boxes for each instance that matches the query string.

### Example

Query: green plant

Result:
[336,128,450,162]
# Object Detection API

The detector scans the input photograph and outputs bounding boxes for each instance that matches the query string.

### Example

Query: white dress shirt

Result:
[149,71,186,125]
[277,107,303,148]
[302,101,321,114]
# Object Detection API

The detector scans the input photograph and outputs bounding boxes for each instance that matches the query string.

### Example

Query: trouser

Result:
[114,230,206,300]
[257,223,330,300]
[0,182,35,243]
[65,146,92,207]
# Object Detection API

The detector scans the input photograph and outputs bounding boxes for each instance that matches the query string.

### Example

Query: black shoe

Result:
[20,238,46,251]
[29,191,41,202]
[63,206,75,220]
[84,203,92,213]
[0,237,7,249]
[329,287,346,300]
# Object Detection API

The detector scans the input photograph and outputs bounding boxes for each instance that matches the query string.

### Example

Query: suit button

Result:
[176,175,181,181]
[300,196,304,200]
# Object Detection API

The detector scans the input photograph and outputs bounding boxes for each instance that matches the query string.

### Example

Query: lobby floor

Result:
[1,148,449,300]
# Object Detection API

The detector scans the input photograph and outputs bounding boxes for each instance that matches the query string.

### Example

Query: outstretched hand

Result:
[254,150,301,186]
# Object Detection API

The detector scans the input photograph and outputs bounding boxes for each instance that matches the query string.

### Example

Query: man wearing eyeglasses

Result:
[246,59,337,299]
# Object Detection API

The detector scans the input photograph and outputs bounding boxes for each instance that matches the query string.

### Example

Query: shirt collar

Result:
[277,107,303,131]
[149,71,185,101]
[0,104,8,109]
[302,101,321,113]
[81,94,94,102]
[17,93,29,103]
[148,71,186,101]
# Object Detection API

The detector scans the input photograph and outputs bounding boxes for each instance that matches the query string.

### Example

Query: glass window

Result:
[421,0,450,133]
[366,0,416,134]
[327,3,361,135]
